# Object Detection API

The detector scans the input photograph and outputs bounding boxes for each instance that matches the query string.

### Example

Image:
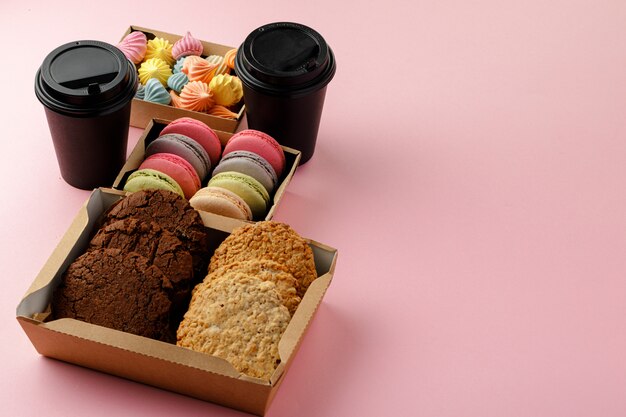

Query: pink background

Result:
[2,0,626,415]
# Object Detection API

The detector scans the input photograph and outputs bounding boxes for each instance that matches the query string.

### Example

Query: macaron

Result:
[160,117,222,167]
[139,153,201,199]
[189,186,253,221]
[212,150,278,193]
[208,172,270,220]
[146,133,211,181]
[123,169,184,197]
[222,129,285,177]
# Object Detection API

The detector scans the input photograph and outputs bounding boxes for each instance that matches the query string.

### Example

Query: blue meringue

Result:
[173,56,187,74]
[167,72,189,93]
[143,78,171,105]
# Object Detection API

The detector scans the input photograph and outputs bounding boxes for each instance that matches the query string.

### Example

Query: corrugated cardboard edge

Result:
[16,317,270,415]
[16,188,337,416]
[271,244,337,382]
[266,145,301,220]
[122,26,244,132]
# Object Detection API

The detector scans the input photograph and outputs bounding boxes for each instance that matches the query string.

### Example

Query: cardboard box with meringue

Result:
[121,26,245,133]
[16,187,337,416]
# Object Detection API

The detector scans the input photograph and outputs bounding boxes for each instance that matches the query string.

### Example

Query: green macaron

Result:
[123,168,185,197]
[208,171,270,219]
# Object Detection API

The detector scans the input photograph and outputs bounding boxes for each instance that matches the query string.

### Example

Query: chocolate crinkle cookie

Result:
[52,248,175,342]
[102,189,210,281]
[88,217,194,307]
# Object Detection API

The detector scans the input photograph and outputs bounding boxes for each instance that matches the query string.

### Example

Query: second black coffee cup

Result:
[235,22,336,164]
[35,40,137,189]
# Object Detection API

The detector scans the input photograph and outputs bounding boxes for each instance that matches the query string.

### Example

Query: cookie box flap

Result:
[16,316,272,415]
[273,240,337,385]
[16,188,125,318]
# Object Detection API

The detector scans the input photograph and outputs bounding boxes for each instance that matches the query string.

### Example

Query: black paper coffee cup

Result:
[35,40,138,189]
[235,22,336,164]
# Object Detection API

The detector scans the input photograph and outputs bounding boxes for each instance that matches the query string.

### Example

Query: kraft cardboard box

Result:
[16,188,337,416]
[112,119,301,226]
[121,26,245,132]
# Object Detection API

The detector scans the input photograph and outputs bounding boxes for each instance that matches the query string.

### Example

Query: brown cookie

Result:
[209,221,317,297]
[52,248,174,342]
[103,189,209,281]
[207,260,301,315]
[177,274,291,380]
[89,218,193,299]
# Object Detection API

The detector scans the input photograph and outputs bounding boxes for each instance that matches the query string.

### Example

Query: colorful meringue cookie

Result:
[143,78,172,104]
[172,31,204,60]
[180,81,215,112]
[145,37,175,66]
[173,57,187,74]
[138,58,172,86]
[182,58,218,84]
[208,105,239,119]
[205,55,229,76]
[135,83,145,100]
[117,31,147,64]
[167,72,189,93]
[170,90,183,108]
[144,78,171,105]
[209,74,243,106]
[181,55,204,71]
[223,48,237,71]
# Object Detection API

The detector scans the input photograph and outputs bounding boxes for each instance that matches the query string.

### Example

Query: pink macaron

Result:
[222,129,286,177]
[139,153,201,199]
[160,117,222,167]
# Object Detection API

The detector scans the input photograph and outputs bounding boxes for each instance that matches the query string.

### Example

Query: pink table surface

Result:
[2,1,626,416]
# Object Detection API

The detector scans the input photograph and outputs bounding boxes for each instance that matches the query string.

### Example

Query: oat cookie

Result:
[209,221,317,296]
[103,189,209,281]
[207,260,301,315]
[52,248,174,342]
[177,274,291,380]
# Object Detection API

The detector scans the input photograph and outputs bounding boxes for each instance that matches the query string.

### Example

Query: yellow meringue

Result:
[138,58,172,86]
[145,37,175,66]
[208,74,243,107]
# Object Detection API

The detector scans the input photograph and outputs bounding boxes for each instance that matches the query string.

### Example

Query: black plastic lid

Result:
[35,40,137,117]
[236,22,336,96]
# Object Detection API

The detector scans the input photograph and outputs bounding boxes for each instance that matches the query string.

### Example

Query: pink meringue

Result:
[117,31,147,64]
[172,31,204,60]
